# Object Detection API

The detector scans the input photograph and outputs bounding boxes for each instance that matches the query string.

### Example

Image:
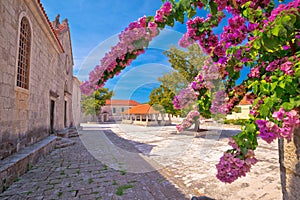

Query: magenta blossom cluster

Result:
[198,32,219,55]
[172,87,198,110]
[216,149,258,183]
[248,65,261,78]
[280,61,295,75]
[210,90,232,115]
[214,0,228,11]
[80,16,160,95]
[186,17,205,40]
[201,62,221,81]
[265,57,287,72]
[256,120,281,143]
[228,138,239,150]
[189,74,205,91]
[268,0,300,22]
[180,16,220,54]
[176,108,200,132]
[272,108,300,140]
[256,109,300,143]
[221,16,247,48]
[178,33,196,48]
[154,2,172,23]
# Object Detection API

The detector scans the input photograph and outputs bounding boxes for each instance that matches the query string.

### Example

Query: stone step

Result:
[0,136,56,193]
[56,127,79,138]
[55,138,76,149]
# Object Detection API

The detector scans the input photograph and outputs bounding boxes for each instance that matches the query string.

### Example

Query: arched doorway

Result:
[103,112,108,122]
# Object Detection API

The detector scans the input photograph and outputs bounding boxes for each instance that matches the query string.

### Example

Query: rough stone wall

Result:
[279,127,300,200]
[101,105,134,121]
[280,127,300,200]
[0,0,74,160]
[57,24,74,128]
[72,76,81,128]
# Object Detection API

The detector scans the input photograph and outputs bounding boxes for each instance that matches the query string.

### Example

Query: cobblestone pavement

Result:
[0,123,282,200]
[107,123,282,200]
[0,127,188,200]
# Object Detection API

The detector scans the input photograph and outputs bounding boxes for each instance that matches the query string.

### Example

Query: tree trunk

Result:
[168,113,172,125]
[279,126,300,200]
[194,120,200,132]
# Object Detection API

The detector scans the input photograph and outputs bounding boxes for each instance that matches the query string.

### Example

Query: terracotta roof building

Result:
[105,100,140,106]
[98,99,141,122]
[238,96,251,105]
[121,104,161,126]
[122,104,160,115]
[226,96,252,120]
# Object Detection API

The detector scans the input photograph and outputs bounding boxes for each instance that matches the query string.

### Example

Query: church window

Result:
[16,17,31,89]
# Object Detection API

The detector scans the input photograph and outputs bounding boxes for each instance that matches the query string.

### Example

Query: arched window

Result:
[16,17,31,89]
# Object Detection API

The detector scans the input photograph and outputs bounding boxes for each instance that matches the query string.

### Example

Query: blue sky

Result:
[41,0,189,102]
[41,0,284,102]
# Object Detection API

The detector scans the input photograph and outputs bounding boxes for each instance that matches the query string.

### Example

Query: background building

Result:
[0,0,76,160]
[226,97,251,120]
[99,100,140,122]
[72,76,81,129]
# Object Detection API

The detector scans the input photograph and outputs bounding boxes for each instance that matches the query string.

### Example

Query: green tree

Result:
[158,71,188,94]
[157,44,211,118]
[149,85,180,123]
[161,44,208,87]
[81,88,113,120]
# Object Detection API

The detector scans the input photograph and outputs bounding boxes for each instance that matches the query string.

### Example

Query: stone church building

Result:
[0,0,76,160]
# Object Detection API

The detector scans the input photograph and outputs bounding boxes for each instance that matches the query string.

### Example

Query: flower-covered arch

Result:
[81,0,300,184]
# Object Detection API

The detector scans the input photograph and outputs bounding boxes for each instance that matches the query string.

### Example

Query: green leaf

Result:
[278,81,286,89]
[253,40,261,50]
[180,0,191,9]
[281,15,292,24]
[209,1,218,15]
[259,104,270,117]
[294,15,300,29]
[290,97,300,107]
[260,82,270,95]
[246,123,257,134]
[187,8,196,19]
[282,102,294,111]
[262,35,281,51]
[281,14,296,27]
[295,68,300,77]
[285,83,296,95]
[271,82,277,91]
[272,25,284,37]
[176,13,185,23]
[241,147,248,156]
[242,7,251,18]
[200,0,208,6]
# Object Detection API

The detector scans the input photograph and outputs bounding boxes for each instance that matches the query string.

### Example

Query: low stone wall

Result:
[280,126,300,200]
[122,119,133,124]
[132,121,159,126]
[0,135,57,192]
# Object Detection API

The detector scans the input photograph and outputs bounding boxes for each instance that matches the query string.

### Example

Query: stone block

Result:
[0,135,56,192]
[280,127,300,200]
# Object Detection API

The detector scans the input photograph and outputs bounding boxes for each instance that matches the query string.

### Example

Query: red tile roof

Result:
[105,100,140,106]
[122,104,160,115]
[37,0,64,52]
[239,96,251,105]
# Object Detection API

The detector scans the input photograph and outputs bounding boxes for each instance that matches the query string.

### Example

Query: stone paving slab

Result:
[0,128,188,200]
[107,123,282,200]
[0,123,282,200]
